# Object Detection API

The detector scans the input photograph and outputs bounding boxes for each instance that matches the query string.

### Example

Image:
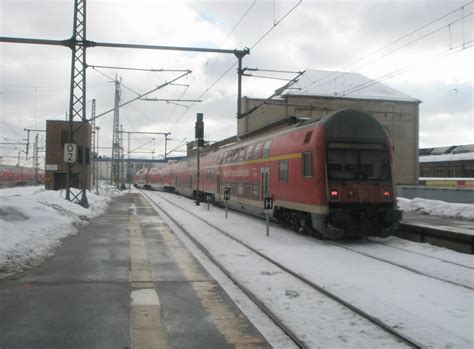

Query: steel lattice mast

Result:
[65,0,89,207]
[0,0,249,206]
[111,79,121,187]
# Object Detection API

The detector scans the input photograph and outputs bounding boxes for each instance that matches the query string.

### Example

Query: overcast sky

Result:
[1,0,472,166]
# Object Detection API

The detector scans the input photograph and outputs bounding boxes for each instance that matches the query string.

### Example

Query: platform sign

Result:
[264,197,273,213]
[264,197,273,236]
[223,187,230,219]
[64,143,77,164]
[224,187,230,200]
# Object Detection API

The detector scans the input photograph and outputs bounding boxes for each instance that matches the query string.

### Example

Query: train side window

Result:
[239,147,247,162]
[244,183,251,197]
[252,183,259,199]
[237,183,243,196]
[279,160,288,182]
[232,149,240,162]
[262,140,272,158]
[253,143,263,159]
[245,144,255,160]
[302,152,313,177]
[222,151,229,163]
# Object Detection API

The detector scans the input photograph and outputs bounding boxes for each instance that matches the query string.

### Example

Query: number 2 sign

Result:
[64,143,77,163]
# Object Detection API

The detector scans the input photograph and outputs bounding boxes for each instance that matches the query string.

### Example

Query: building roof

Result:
[283,69,420,103]
[419,144,474,162]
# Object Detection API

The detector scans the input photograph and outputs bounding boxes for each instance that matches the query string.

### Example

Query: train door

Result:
[261,167,270,201]
[217,174,221,198]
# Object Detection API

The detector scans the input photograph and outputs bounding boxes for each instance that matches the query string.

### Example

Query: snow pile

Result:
[398,197,474,221]
[0,186,122,277]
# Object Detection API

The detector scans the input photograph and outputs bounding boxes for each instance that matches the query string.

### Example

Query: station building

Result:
[237,69,421,185]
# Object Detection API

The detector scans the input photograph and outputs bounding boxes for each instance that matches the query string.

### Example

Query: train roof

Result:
[283,69,420,103]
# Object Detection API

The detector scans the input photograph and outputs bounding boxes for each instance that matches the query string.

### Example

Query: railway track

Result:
[141,189,424,349]
[328,240,473,290]
[368,239,473,269]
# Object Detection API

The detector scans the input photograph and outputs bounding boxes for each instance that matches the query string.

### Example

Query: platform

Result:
[0,193,271,348]
[398,212,474,254]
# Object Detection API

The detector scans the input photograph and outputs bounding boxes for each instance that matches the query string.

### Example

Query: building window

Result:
[279,160,288,182]
[302,152,312,177]
[262,140,272,158]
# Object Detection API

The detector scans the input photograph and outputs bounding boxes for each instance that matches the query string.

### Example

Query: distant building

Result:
[238,69,421,185]
[419,144,474,178]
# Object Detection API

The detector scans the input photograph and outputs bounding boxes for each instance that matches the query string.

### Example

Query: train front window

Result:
[327,143,390,180]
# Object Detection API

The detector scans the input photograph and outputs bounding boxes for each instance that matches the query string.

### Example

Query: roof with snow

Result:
[419,144,474,162]
[283,69,420,103]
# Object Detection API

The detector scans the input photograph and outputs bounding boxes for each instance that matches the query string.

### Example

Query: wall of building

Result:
[239,95,420,185]
[45,120,91,190]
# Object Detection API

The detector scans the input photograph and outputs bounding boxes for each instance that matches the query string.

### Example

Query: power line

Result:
[169,0,302,133]
[300,2,473,93]
[163,1,257,127]
[290,40,473,114]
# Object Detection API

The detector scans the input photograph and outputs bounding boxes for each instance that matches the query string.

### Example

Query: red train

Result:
[134,109,401,239]
[0,165,45,188]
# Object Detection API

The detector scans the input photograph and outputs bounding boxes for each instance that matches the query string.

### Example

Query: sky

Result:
[0,0,473,167]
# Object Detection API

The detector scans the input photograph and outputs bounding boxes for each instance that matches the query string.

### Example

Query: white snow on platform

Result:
[0,185,123,276]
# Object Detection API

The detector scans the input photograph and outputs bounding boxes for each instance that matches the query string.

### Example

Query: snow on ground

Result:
[398,197,474,221]
[147,191,473,349]
[0,185,123,277]
[0,186,472,347]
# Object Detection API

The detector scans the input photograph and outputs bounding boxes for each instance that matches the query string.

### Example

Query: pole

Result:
[128,131,131,192]
[34,134,39,183]
[95,126,100,194]
[266,213,270,237]
[237,55,243,119]
[196,143,200,206]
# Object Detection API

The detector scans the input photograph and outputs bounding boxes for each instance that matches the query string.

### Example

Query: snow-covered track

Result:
[328,240,473,290]
[368,240,473,270]
[141,190,424,349]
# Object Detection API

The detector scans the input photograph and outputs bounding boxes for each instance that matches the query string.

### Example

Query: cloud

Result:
[0,0,472,166]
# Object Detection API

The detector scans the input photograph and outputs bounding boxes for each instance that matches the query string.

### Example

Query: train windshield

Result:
[327,143,390,180]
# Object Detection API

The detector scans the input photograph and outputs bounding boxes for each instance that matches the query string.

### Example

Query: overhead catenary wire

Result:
[300,2,473,93]
[169,0,303,133]
[163,1,257,127]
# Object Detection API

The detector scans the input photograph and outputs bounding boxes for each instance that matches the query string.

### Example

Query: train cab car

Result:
[320,109,401,238]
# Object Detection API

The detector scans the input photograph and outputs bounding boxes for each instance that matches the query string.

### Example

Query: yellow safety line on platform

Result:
[157,223,268,348]
[129,210,169,349]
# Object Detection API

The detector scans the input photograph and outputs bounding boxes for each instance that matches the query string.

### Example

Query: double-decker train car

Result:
[135,109,401,239]
[0,165,45,188]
